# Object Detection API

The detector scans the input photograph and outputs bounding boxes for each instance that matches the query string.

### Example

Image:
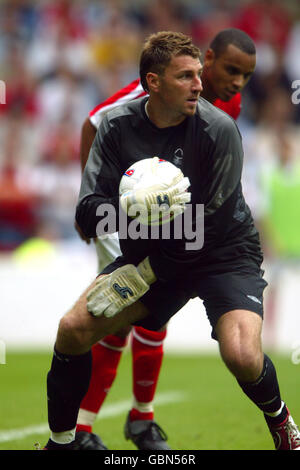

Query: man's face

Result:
[204,44,256,102]
[155,54,203,121]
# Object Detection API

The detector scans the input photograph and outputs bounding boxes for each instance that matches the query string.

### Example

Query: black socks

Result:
[47,348,92,433]
[237,354,287,425]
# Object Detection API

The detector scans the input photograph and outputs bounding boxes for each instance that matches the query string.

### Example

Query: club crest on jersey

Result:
[124,158,165,177]
[124,169,135,177]
[172,148,184,167]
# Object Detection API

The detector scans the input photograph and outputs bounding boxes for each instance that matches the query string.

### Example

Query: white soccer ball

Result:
[119,157,184,225]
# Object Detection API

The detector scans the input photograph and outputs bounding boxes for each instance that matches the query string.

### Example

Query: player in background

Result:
[74,28,256,450]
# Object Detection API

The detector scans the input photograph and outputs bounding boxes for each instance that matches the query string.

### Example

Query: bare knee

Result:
[56,314,92,355]
[216,310,264,382]
[220,343,263,382]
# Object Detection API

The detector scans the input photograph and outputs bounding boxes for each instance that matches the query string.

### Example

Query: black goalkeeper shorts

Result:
[101,257,268,339]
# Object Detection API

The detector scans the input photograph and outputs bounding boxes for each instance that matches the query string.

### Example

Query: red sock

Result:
[76,335,127,432]
[130,326,167,422]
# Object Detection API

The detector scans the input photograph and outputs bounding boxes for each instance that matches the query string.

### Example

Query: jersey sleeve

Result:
[203,116,243,215]
[89,79,146,129]
[75,115,122,238]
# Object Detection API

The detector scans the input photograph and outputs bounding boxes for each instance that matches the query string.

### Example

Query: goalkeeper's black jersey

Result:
[76,97,263,281]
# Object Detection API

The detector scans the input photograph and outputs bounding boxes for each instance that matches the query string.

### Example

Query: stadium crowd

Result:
[0,0,299,263]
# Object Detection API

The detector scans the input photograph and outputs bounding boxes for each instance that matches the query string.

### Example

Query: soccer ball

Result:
[119,157,184,225]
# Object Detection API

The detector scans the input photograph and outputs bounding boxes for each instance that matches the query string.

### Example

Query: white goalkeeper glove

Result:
[120,174,191,219]
[86,257,156,318]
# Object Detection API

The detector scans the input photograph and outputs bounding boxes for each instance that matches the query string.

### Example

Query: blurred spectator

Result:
[142,0,188,36]
[35,63,97,130]
[29,120,82,240]
[284,19,300,82]
[189,0,236,49]
[284,19,300,123]
[86,1,142,92]
[0,41,39,121]
[234,0,291,54]
[0,117,40,251]
[26,11,90,78]
[0,0,39,44]
[242,86,300,221]
[232,0,293,123]
[255,86,297,135]
[40,119,80,165]
[259,132,300,259]
[258,131,300,347]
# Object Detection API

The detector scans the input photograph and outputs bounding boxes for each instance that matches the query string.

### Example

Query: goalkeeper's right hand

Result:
[120,175,191,218]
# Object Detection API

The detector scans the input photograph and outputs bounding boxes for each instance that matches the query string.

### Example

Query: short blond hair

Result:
[140,31,201,91]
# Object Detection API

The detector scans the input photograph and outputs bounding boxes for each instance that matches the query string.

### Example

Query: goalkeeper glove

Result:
[120,174,191,219]
[87,257,156,318]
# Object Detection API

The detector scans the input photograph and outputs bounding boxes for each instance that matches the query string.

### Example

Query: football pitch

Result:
[1,350,299,451]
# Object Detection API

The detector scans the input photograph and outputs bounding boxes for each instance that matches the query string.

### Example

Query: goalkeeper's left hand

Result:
[87,257,156,318]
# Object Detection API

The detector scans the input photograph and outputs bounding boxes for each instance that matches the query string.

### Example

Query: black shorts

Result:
[101,258,268,340]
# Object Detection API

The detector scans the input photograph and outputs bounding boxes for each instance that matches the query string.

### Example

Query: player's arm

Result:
[79,117,97,172]
[75,118,98,243]
[203,117,243,216]
[75,115,122,239]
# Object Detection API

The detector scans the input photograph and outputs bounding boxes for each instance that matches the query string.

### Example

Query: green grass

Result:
[1,350,299,450]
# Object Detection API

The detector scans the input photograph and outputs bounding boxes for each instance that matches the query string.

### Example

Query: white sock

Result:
[264,401,285,418]
[77,408,97,427]
[51,427,76,445]
[132,396,154,414]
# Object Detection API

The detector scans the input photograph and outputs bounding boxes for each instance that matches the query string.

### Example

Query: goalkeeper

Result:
[44,31,300,450]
